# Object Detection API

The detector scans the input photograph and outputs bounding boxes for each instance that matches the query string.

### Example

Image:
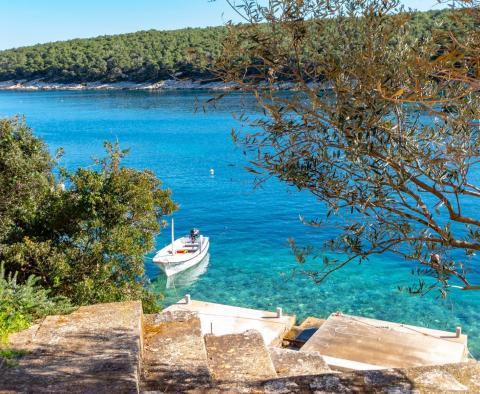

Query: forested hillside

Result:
[0,27,226,83]
[0,9,462,83]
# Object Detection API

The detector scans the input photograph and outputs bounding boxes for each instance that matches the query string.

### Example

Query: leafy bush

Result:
[0,263,71,344]
[0,118,177,314]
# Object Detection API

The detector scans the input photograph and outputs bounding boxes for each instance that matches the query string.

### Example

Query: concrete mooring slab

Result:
[164,298,295,346]
[301,312,468,371]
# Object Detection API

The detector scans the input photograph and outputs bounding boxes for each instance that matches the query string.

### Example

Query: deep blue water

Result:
[1,90,479,356]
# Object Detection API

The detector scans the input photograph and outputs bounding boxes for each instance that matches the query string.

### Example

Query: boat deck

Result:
[164,298,296,346]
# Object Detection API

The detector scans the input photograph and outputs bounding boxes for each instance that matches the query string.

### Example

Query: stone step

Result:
[268,347,332,377]
[1,301,143,393]
[140,310,211,392]
[204,329,277,385]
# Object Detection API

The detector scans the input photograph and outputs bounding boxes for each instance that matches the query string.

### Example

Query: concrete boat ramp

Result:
[301,312,468,371]
[164,296,295,345]
[166,296,469,370]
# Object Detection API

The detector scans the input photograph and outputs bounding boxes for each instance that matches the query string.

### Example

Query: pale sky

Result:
[0,0,445,50]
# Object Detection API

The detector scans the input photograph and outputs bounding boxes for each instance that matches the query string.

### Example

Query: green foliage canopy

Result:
[0,118,177,311]
[0,263,71,344]
[0,28,226,83]
[215,0,480,295]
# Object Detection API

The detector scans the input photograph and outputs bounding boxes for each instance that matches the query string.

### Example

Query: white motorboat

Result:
[153,219,209,277]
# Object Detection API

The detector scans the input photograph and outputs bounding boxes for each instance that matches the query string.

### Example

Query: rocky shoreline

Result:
[0,79,330,91]
[0,79,239,91]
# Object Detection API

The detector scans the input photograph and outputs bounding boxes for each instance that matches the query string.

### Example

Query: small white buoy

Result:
[209,168,215,176]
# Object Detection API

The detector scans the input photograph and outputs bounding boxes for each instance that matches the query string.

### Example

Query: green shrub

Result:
[0,118,176,313]
[0,263,72,344]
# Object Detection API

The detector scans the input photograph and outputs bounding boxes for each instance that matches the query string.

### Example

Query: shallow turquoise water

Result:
[1,90,479,356]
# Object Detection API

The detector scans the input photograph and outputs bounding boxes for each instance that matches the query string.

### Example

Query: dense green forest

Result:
[0,9,462,83]
[0,27,226,83]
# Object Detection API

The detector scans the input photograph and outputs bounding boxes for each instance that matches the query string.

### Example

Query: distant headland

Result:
[0,9,457,90]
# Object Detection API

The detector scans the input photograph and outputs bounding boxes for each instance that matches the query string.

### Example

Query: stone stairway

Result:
[140,310,210,392]
[141,309,480,393]
[4,301,480,393]
[204,330,277,383]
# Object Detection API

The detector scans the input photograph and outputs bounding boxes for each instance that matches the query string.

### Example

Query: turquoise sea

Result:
[1,90,479,356]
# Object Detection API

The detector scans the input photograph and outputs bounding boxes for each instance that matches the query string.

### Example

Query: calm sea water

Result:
[1,90,479,356]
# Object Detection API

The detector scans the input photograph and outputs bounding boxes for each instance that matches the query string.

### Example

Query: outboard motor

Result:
[190,228,200,243]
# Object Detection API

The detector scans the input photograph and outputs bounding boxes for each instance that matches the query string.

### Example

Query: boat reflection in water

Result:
[165,254,210,289]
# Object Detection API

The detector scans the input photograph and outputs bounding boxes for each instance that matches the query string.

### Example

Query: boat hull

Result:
[153,237,210,276]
